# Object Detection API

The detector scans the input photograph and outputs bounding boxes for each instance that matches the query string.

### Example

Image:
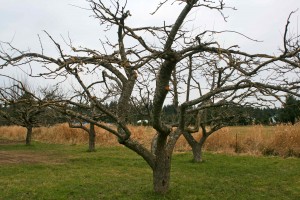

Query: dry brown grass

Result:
[0,125,25,142]
[203,124,300,157]
[0,123,299,157]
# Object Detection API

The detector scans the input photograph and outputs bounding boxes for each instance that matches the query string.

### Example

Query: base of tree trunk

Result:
[192,145,204,163]
[87,148,96,152]
[153,155,171,194]
[192,154,203,163]
[153,170,170,194]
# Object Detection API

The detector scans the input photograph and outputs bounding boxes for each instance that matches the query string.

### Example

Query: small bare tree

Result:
[0,78,60,145]
[68,119,97,152]
[66,102,102,152]
[1,0,299,194]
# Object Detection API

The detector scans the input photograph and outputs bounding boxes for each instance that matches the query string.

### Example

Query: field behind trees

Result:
[1,123,299,158]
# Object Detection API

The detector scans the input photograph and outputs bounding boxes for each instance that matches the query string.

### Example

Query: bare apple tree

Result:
[65,95,105,152]
[0,0,299,194]
[168,9,300,162]
[0,78,61,145]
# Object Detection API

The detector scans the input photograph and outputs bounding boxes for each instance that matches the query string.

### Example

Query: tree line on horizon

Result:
[162,95,300,126]
[1,89,299,128]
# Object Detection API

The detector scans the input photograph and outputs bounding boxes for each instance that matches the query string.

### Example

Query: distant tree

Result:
[66,102,102,152]
[245,107,279,125]
[68,119,97,152]
[162,105,178,124]
[182,101,251,162]
[280,94,300,124]
[0,79,62,145]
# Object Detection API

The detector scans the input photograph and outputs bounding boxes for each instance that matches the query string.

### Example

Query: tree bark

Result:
[183,130,208,163]
[153,151,171,194]
[25,126,33,145]
[152,133,172,194]
[192,143,204,162]
[88,123,96,152]
[153,156,171,194]
[191,136,207,163]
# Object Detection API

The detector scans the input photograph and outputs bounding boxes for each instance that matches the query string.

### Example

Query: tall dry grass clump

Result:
[204,125,269,155]
[32,123,121,146]
[265,124,300,157]
[33,124,88,145]
[0,125,26,141]
[31,123,159,147]
[0,123,299,157]
[203,124,300,157]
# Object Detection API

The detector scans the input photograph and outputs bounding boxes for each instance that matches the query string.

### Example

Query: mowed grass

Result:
[1,142,300,200]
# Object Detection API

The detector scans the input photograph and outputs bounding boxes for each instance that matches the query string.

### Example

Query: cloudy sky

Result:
[0,0,299,84]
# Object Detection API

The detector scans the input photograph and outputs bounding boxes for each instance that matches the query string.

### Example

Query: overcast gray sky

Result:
[0,1,299,51]
[0,0,299,84]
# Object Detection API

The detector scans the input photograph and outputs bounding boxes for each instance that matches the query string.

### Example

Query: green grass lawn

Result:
[0,142,299,200]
